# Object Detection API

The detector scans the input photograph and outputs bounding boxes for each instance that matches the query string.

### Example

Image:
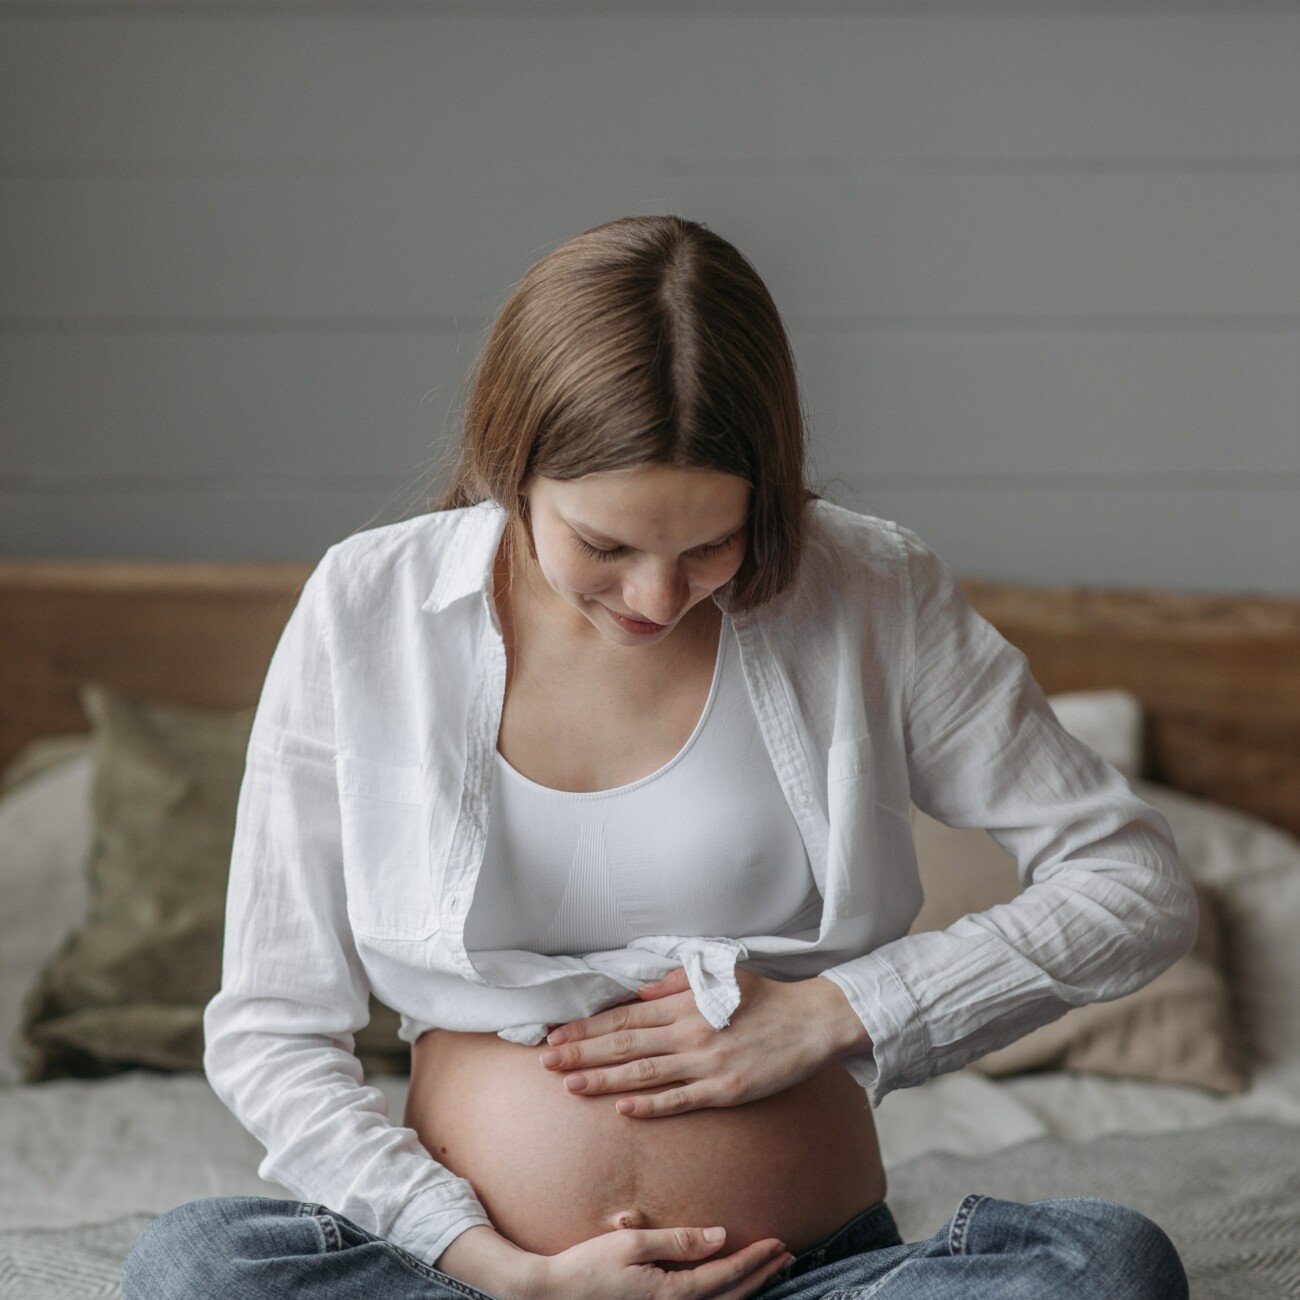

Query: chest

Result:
[468,619,823,954]
[495,604,726,794]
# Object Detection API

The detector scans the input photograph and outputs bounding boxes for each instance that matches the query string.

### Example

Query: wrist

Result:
[807,974,873,1061]
[435,1224,543,1299]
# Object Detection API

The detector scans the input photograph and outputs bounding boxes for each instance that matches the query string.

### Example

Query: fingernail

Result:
[564,1073,588,1092]
[546,1030,566,1045]
[540,1050,562,1067]
[704,1227,725,1243]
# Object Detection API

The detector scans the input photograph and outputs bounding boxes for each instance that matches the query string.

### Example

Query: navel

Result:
[608,1207,650,1231]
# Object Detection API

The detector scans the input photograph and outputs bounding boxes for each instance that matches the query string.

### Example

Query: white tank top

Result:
[464,615,822,957]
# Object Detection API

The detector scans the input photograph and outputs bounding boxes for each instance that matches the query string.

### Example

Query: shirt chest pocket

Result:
[824,734,919,927]
[336,753,440,941]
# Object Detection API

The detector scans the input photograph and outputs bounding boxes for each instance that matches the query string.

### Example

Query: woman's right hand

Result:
[524,1224,794,1300]
[437,1222,793,1300]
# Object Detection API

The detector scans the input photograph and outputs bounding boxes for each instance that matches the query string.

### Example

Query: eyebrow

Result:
[570,520,744,549]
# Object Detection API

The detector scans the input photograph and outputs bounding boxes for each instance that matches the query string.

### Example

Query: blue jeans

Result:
[122,1192,1188,1299]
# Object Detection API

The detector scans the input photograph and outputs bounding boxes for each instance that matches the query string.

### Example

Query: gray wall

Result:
[2,2,1298,594]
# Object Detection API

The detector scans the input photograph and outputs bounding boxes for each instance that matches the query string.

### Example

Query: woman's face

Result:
[519,464,751,646]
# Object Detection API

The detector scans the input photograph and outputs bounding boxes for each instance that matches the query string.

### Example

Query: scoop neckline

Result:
[494,614,730,800]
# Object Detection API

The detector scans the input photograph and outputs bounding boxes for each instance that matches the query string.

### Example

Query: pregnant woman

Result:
[124,215,1193,1299]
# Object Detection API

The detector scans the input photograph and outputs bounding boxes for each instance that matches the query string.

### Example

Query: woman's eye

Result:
[573,535,736,561]
[575,538,624,561]
[692,539,732,558]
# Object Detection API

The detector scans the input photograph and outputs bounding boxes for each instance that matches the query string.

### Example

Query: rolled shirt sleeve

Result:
[821,526,1199,1105]
[202,550,492,1266]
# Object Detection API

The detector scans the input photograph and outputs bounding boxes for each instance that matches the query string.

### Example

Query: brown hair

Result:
[437,214,814,611]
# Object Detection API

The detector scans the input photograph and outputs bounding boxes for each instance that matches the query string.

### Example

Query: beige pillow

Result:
[909,805,1247,1094]
[15,684,407,1081]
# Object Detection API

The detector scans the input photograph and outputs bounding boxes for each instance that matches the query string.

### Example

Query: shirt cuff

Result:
[385,1182,495,1268]
[819,954,926,1106]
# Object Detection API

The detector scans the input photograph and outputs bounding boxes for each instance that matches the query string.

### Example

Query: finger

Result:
[701,1243,796,1300]
[542,1002,679,1056]
[638,966,691,1002]
[543,1022,687,1074]
[614,1081,724,1118]
[615,1225,733,1265]
[545,997,663,1048]
[662,1238,790,1299]
[559,1050,691,1096]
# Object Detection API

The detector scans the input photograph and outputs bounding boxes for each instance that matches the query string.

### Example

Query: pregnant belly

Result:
[405,1028,887,1260]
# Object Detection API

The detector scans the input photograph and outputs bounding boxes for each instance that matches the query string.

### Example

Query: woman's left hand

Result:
[538,967,869,1117]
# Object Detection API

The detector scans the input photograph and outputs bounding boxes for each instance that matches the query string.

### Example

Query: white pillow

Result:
[0,755,95,1084]
[1047,689,1143,779]
[1130,778,1300,1071]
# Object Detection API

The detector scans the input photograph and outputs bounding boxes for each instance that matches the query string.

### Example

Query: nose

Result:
[624,558,689,626]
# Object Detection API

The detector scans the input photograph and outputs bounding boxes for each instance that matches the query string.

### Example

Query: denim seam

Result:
[822,1281,901,1300]
[781,1201,898,1281]
[296,1202,495,1299]
[294,1201,339,1255]
[380,1240,499,1300]
[948,1192,985,1255]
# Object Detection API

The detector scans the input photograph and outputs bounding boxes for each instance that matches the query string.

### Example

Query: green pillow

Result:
[17,683,408,1081]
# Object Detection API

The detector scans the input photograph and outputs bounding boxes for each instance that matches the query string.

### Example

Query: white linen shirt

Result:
[203,498,1197,1267]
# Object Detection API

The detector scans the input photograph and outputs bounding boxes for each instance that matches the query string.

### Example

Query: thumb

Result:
[638,966,691,1001]
[620,1225,728,1264]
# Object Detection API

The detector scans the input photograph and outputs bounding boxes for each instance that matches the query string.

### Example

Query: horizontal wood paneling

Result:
[0,8,1295,594]
[3,15,1298,162]
[4,171,1300,318]
[800,330,1300,478]
[832,484,1300,593]
[0,334,470,477]
[0,487,421,562]
[5,330,1299,480]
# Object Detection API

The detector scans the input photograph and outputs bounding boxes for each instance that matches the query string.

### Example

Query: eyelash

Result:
[574,537,735,562]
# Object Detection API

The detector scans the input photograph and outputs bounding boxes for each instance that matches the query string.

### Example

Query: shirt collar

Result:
[420,500,509,616]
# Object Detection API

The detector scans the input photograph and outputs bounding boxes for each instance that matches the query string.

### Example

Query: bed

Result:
[1,557,1299,1299]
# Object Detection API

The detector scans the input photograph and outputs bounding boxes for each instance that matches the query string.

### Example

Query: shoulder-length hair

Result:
[436,214,814,612]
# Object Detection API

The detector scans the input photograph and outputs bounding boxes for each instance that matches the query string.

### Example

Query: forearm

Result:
[436,1224,543,1299]
[822,824,1196,1104]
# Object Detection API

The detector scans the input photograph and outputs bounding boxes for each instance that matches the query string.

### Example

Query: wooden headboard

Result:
[3,561,1299,839]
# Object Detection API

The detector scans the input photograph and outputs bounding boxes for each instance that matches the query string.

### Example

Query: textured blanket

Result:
[1,1120,1296,1298]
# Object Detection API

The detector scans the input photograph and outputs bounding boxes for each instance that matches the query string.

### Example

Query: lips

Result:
[603,606,667,635]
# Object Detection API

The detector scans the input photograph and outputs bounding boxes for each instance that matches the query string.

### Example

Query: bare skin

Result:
[408,1004,883,1297]
[429,468,882,1300]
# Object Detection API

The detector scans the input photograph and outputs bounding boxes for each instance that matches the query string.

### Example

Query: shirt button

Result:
[799,792,812,806]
